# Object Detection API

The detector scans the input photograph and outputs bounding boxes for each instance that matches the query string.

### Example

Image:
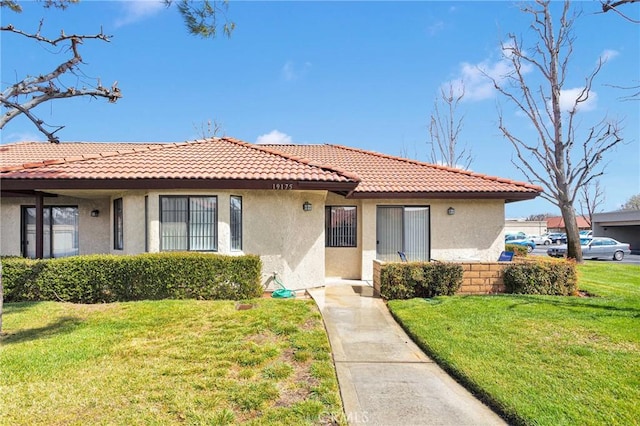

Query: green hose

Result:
[271,274,295,299]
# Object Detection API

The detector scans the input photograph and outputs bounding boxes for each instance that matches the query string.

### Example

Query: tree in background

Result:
[488,0,624,262]
[526,213,552,221]
[620,194,640,210]
[579,180,605,227]
[427,81,472,169]
[0,0,233,143]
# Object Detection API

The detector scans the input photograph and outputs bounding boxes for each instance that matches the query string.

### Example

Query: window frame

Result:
[113,198,124,250]
[20,205,79,259]
[230,195,243,251]
[159,195,218,252]
[325,205,358,248]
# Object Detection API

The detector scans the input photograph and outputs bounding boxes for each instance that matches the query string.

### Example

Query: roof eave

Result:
[346,191,542,201]
[0,177,359,192]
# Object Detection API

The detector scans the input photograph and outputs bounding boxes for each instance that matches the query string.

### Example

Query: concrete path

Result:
[308,282,506,426]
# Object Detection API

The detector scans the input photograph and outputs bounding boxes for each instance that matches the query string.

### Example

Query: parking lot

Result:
[531,246,640,265]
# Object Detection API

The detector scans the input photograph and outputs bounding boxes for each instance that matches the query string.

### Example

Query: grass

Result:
[388,263,640,426]
[0,298,344,425]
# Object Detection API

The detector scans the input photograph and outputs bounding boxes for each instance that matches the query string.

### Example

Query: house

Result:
[592,210,640,254]
[546,215,591,233]
[504,219,548,237]
[0,138,542,289]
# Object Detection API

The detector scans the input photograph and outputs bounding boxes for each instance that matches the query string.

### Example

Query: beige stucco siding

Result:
[144,189,326,290]
[324,193,362,279]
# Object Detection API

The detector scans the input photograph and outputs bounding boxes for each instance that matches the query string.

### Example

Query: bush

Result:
[380,261,463,300]
[503,258,577,296]
[505,244,529,257]
[1,252,263,303]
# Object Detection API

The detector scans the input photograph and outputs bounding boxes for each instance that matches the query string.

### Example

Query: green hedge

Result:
[503,259,577,296]
[505,244,529,257]
[1,253,263,303]
[380,261,463,300]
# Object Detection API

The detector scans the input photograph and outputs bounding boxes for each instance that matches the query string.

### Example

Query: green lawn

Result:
[388,263,640,426]
[0,299,344,425]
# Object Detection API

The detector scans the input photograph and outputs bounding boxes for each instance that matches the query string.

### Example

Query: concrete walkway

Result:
[307,282,506,426]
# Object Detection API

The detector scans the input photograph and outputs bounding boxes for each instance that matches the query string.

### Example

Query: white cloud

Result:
[114,0,165,28]
[281,61,311,81]
[427,21,444,36]
[2,131,44,144]
[558,88,598,112]
[599,49,620,63]
[255,130,293,145]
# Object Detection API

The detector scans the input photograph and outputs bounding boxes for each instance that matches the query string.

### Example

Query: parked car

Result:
[580,230,593,237]
[505,235,536,253]
[528,234,552,245]
[547,237,631,260]
[548,233,566,244]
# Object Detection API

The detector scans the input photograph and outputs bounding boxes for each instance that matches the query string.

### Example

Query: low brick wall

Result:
[372,259,515,296]
[457,262,507,295]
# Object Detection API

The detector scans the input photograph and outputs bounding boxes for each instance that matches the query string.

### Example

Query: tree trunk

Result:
[560,203,583,262]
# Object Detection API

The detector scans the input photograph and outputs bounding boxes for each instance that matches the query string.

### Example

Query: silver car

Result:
[547,237,631,261]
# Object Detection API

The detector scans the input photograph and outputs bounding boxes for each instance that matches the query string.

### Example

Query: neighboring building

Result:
[546,215,591,233]
[0,138,542,289]
[504,220,547,237]
[592,210,640,254]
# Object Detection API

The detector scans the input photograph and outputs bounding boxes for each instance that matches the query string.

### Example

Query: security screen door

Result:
[376,206,430,262]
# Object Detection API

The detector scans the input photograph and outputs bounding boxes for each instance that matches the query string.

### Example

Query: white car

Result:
[547,237,631,261]
[528,235,552,245]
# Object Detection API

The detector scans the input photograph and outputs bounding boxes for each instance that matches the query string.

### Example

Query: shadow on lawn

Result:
[0,316,83,345]
[506,294,640,316]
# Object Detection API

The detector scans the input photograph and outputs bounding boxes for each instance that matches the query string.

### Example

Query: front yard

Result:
[388,263,640,425]
[0,299,344,425]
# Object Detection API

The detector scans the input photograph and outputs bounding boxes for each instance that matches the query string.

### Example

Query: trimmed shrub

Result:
[1,252,262,303]
[505,244,529,257]
[503,258,577,296]
[380,261,463,300]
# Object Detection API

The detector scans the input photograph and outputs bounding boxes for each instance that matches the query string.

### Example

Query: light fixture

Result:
[447,207,455,216]
[303,201,312,212]
[90,209,100,217]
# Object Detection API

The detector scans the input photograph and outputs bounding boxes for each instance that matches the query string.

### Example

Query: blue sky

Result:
[2,1,639,218]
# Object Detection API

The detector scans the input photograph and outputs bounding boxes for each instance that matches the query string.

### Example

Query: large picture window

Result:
[21,206,79,258]
[325,206,357,247]
[160,196,217,251]
[230,196,242,251]
[113,198,123,250]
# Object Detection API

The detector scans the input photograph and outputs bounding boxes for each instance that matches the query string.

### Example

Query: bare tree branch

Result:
[0,23,121,142]
[579,179,605,227]
[491,0,625,262]
[600,0,640,23]
[428,81,472,169]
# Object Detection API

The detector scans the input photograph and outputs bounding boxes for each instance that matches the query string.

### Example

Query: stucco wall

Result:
[0,195,110,256]
[144,189,326,290]
[324,193,362,279]
[358,198,506,281]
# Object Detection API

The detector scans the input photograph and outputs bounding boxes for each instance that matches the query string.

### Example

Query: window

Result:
[160,196,217,251]
[376,206,430,262]
[230,196,243,251]
[21,206,79,258]
[325,206,357,247]
[113,198,123,250]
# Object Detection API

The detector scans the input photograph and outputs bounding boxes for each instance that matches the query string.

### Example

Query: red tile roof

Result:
[546,216,591,229]
[0,138,542,200]
[262,144,542,199]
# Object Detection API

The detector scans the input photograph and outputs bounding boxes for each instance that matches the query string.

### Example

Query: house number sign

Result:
[272,183,294,190]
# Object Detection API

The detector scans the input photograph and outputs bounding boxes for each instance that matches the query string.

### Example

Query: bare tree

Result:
[620,193,640,210]
[527,213,552,221]
[428,81,472,169]
[579,179,605,227]
[489,0,624,262]
[193,119,223,139]
[1,0,234,143]
[600,0,640,23]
